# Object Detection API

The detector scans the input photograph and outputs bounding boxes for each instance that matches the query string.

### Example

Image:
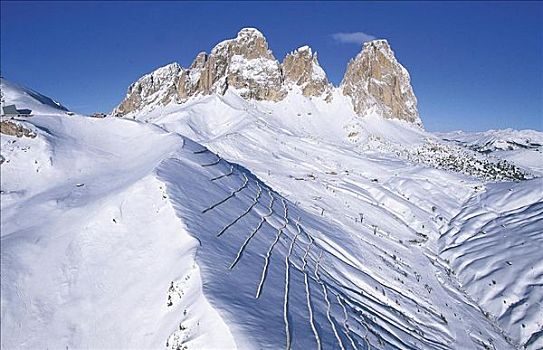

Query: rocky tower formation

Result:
[113,29,422,128]
[114,28,287,117]
[282,46,332,101]
[207,27,286,101]
[114,63,183,117]
[341,40,421,126]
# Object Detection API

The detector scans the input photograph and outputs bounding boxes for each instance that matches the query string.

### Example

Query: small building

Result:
[2,104,32,117]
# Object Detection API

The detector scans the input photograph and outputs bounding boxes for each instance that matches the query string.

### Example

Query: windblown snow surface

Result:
[1,81,542,350]
[0,78,69,115]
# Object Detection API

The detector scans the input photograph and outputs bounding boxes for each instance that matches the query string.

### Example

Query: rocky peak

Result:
[211,28,273,60]
[282,46,332,100]
[190,52,208,70]
[341,39,421,126]
[114,30,422,127]
[114,28,287,117]
[176,52,211,99]
[206,27,286,101]
[177,28,286,103]
[113,62,183,117]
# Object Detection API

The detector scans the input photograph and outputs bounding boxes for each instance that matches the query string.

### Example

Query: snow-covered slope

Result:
[107,75,543,347]
[2,110,516,350]
[440,178,543,349]
[1,78,69,115]
[3,75,541,349]
[437,129,543,176]
[0,113,235,349]
[124,85,532,181]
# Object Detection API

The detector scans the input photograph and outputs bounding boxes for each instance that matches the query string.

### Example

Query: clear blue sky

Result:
[1,1,541,131]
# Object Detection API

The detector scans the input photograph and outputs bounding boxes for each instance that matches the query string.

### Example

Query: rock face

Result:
[179,28,286,101]
[282,46,332,101]
[209,28,286,101]
[0,120,36,138]
[114,28,288,117]
[114,63,183,116]
[113,29,422,127]
[341,40,421,126]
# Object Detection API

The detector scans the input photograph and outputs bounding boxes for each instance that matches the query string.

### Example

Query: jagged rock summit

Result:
[114,63,183,117]
[113,28,421,127]
[114,28,285,117]
[207,27,286,101]
[341,39,421,125]
[282,45,333,101]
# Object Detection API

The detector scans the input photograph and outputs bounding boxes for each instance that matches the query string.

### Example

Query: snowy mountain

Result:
[113,28,288,117]
[1,27,542,350]
[113,28,417,126]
